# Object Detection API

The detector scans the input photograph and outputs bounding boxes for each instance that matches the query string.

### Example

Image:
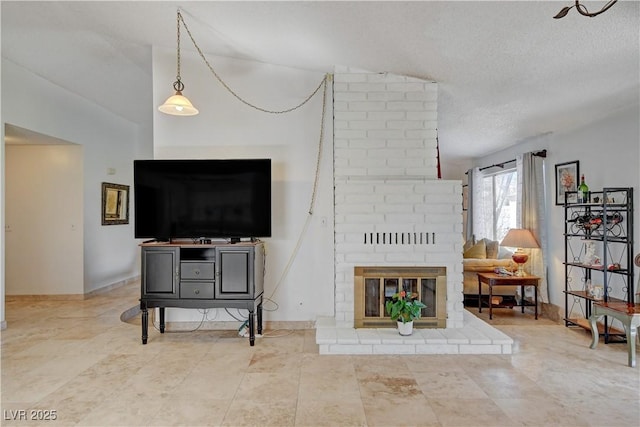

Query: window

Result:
[478,169,518,241]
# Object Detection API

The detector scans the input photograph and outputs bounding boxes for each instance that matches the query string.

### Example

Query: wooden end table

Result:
[477,272,540,320]
[589,302,640,368]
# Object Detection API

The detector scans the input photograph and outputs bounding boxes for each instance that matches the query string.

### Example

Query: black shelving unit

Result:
[563,187,634,343]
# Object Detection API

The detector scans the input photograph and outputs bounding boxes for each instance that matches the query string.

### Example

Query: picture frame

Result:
[555,160,579,206]
[102,182,130,225]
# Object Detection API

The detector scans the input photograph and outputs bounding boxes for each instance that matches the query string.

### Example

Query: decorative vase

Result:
[397,320,414,336]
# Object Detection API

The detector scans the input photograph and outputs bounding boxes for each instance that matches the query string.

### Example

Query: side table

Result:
[589,302,640,368]
[477,272,540,320]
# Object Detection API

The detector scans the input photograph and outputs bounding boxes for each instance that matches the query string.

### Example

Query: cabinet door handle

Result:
[194,289,200,295]
[195,270,200,275]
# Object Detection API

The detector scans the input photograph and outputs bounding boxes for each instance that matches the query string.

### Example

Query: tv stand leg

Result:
[248,311,255,346]
[141,306,148,345]
[159,307,165,333]
[257,302,263,335]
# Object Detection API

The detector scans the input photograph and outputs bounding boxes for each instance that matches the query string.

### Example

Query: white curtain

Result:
[517,153,549,303]
[465,168,474,243]
[468,167,487,242]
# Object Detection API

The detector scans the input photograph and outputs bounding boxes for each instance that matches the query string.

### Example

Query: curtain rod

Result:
[477,149,547,172]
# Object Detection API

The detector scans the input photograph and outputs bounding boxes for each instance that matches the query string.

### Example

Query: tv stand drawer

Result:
[181,261,214,280]
[180,282,215,299]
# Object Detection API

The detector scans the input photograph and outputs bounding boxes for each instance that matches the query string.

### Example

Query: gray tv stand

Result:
[139,241,264,346]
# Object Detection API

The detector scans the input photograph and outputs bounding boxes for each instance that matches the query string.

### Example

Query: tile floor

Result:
[1,282,639,426]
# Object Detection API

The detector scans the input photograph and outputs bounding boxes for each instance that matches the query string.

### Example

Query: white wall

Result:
[152,47,335,323]
[473,105,640,307]
[0,25,4,325]
[6,144,83,295]
[1,59,144,304]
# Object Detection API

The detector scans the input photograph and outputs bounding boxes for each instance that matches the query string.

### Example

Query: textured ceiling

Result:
[2,1,639,161]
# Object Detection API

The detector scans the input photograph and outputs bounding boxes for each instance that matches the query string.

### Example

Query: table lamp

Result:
[500,228,540,277]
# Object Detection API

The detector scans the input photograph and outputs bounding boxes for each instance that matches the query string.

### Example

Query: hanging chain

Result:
[177,11,326,114]
[174,11,184,92]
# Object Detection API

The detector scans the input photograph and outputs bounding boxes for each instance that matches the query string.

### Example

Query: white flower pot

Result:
[397,320,414,336]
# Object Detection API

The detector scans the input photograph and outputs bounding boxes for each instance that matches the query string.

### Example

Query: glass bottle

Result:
[578,174,589,203]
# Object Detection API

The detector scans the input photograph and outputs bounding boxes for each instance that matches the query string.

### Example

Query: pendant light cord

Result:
[308,74,329,214]
[178,11,327,115]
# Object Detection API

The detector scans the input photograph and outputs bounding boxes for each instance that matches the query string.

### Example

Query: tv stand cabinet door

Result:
[216,247,254,299]
[142,247,179,298]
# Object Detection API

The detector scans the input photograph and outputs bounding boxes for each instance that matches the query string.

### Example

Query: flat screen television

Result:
[134,159,271,241]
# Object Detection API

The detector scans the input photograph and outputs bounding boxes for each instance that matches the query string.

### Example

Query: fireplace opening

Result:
[354,266,446,328]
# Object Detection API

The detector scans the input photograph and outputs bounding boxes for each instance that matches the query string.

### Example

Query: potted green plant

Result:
[385,290,427,335]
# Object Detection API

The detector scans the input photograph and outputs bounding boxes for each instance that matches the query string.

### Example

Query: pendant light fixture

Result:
[158,10,199,116]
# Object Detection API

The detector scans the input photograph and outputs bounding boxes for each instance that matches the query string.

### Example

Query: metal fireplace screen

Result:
[354,266,446,328]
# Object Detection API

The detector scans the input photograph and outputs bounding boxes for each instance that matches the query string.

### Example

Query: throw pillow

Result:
[463,240,486,259]
[483,239,499,259]
[498,246,514,259]
[463,238,475,253]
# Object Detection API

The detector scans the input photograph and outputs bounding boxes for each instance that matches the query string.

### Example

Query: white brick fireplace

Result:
[316,68,513,354]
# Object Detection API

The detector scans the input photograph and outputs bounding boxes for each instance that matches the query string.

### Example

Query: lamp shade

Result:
[500,228,539,249]
[158,92,199,116]
[501,228,539,277]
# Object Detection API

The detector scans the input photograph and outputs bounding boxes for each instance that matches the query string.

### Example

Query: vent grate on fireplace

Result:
[363,232,436,245]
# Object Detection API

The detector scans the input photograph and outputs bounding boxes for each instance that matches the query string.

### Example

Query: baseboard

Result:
[124,307,316,330]
[85,275,140,298]
[541,302,563,322]
[6,293,85,301]
[6,275,140,302]
[1,320,7,330]
[265,320,316,330]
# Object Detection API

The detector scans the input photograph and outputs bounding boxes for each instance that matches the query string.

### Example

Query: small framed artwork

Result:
[102,182,130,225]
[555,161,579,206]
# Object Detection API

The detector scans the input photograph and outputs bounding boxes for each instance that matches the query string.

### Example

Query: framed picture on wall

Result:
[102,182,130,225]
[555,160,579,205]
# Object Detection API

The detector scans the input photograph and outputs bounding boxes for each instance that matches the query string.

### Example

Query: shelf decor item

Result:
[577,174,589,203]
[500,228,540,277]
[555,160,579,205]
[385,290,426,335]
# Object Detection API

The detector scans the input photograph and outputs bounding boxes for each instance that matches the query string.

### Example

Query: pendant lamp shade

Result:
[158,90,199,116]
